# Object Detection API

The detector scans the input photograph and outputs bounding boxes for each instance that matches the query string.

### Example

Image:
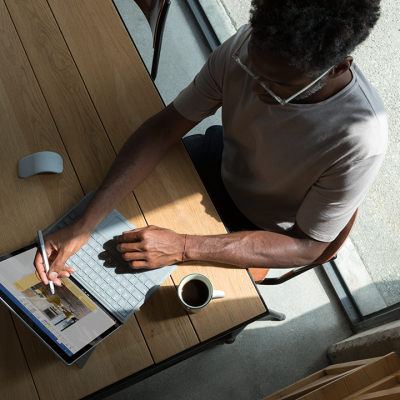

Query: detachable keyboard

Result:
[44,191,177,323]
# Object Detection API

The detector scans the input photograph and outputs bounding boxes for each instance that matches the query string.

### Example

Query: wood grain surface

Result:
[0,1,153,397]
[13,315,154,400]
[0,305,39,400]
[0,0,267,398]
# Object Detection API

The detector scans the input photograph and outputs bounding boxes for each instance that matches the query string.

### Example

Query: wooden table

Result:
[0,0,270,398]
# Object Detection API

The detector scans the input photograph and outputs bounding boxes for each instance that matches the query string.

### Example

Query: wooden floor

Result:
[0,0,267,398]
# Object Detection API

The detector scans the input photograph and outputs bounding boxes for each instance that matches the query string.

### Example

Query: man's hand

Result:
[117,226,186,269]
[34,223,92,286]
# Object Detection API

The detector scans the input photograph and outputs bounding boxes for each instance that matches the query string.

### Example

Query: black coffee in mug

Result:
[181,279,209,307]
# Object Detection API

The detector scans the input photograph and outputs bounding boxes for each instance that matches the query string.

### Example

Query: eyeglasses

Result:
[232,31,333,105]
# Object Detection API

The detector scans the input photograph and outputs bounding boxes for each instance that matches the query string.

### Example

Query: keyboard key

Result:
[116,287,124,295]
[110,299,119,309]
[69,211,78,220]
[144,280,154,289]
[111,292,121,302]
[138,274,147,283]
[77,249,85,258]
[124,304,133,313]
[110,281,119,289]
[81,265,91,274]
[95,277,103,286]
[106,255,115,264]
[100,281,108,290]
[104,286,114,295]
[93,265,102,273]
[88,239,97,248]
[132,290,144,301]
[87,279,96,289]
[104,275,113,284]
[88,259,97,268]
[70,255,80,264]
[63,216,74,225]
[86,247,96,257]
[128,297,138,307]
[89,271,97,280]
[122,291,131,300]
[120,278,130,288]
[127,275,139,285]
[99,270,108,279]
[119,299,128,309]
[57,221,67,230]
[114,275,124,283]
[82,254,91,263]
[126,284,135,292]
[135,282,148,294]
[95,244,103,253]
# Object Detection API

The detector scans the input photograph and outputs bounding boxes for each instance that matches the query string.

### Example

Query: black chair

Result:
[134,0,171,80]
[249,209,359,285]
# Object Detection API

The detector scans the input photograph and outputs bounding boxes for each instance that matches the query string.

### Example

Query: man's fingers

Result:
[34,251,49,284]
[118,226,158,243]
[48,251,70,279]
[129,260,149,269]
[118,230,140,243]
[123,250,147,261]
[117,241,141,253]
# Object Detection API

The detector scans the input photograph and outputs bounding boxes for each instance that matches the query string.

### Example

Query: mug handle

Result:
[212,290,225,299]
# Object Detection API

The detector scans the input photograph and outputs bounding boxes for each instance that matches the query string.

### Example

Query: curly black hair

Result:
[249,0,381,77]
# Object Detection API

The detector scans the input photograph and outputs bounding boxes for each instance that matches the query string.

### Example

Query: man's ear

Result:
[329,56,354,78]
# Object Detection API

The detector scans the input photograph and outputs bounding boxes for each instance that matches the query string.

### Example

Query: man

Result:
[35,0,387,287]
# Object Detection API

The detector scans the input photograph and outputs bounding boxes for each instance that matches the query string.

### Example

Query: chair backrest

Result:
[134,0,171,80]
[250,208,359,285]
[135,0,166,46]
[135,0,171,81]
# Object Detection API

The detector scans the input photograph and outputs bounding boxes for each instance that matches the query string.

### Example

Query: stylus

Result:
[37,230,55,295]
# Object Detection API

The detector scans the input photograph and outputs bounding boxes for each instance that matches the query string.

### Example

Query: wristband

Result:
[182,234,188,262]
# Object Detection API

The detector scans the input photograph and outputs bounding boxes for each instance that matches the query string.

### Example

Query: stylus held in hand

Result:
[37,230,55,295]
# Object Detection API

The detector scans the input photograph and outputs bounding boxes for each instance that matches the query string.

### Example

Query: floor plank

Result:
[0,305,39,400]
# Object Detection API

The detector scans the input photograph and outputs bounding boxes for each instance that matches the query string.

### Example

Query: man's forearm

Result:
[77,104,198,232]
[184,229,328,269]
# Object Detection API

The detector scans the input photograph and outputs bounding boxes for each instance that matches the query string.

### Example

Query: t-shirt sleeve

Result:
[296,153,385,242]
[173,32,237,122]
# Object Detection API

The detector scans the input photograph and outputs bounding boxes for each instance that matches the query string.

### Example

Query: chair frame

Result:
[150,0,171,80]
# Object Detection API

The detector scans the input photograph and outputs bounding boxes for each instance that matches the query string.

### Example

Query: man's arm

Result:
[116,222,330,269]
[34,103,200,286]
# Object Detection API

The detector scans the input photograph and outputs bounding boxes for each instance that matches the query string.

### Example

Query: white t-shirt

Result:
[174,25,388,242]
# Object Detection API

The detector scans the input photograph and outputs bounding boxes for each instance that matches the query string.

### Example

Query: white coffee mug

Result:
[177,273,225,313]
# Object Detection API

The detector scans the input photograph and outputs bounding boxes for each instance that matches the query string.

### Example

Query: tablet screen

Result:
[0,244,119,362]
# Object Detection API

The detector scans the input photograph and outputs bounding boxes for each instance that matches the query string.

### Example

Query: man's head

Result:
[249,0,381,79]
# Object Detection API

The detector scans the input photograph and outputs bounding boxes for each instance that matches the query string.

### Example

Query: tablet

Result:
[0,243,121,365]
